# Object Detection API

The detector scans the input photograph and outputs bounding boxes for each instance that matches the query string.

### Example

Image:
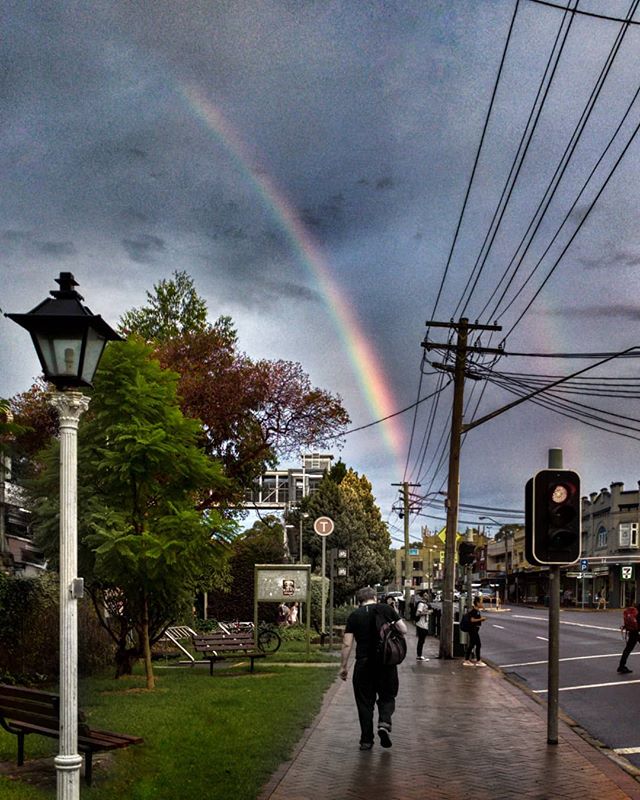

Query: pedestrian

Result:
[288,601,299,625]
[463,596,487,667]
[277,602,290,626]
[385,594,398,612]
[618,602,640,674]
[339,586,407,750]
[414,590,431,661]
[598,591,607,610]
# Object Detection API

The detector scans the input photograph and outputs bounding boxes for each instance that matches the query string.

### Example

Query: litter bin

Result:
[453,621,466,658]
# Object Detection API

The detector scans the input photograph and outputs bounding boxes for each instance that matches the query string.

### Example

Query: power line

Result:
[481,0,640,323]
[526,0,640,25]
[456,0,578,319]
[428,0,522,327]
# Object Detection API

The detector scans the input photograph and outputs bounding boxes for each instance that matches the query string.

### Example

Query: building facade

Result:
[244,453,334,509]
[0,454,45,576]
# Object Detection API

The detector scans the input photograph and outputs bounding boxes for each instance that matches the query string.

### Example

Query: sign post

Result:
[314,516,334,634]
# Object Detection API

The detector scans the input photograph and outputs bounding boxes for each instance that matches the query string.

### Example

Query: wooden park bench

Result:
[0,683,143,785]
[192,630,266,675]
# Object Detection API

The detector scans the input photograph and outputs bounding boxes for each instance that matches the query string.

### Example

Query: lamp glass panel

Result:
[80,327,107,384]
[35,333,84,379]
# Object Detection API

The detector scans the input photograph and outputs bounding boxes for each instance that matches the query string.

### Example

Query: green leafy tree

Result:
[120,273,350,503]
[205,516,286,622]
[302,465,394,605]
[30,338,234,688]
[119,270,209,341]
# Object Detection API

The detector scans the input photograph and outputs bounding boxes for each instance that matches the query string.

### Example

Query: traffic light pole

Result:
[547,448,562,745]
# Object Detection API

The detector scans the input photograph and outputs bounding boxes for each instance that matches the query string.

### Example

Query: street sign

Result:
[580,559,589,571]
[313,516,334,536]
[622,565,634,581]
[567,572,593,578]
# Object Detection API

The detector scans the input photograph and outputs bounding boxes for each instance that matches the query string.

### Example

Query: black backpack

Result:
[376,611,407,666]
[460,612,471,633]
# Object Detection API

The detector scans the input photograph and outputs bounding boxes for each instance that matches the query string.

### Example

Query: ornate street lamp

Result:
[6,273,120,800]
[6,272,119,390]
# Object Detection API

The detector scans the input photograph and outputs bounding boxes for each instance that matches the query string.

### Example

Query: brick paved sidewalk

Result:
[259,626,640,800]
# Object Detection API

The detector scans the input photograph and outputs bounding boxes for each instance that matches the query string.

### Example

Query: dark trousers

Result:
[416,625,428,657]
[620,630,639,668]
[352,657,399,744]
[465,628,481,661]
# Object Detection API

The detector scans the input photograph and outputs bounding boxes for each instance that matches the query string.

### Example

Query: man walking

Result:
[618,602,639,674]
[339,586,407,750]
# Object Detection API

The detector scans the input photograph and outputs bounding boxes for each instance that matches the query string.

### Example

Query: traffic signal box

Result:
[332,548,349,578]
[458,541,476,566]
[525,469,581,566]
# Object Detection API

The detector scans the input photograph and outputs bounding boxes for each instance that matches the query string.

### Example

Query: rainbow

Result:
[181,84,405,469]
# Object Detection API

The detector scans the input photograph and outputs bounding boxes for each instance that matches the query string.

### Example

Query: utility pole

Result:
[392,481,420,620]
[423,317,502,658]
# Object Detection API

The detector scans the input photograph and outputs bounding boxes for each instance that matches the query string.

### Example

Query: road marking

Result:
[512,614,618,632]
[492,624,505,629]
[500,652,627,668]
[614,746,640,755]
[534,678,640,693]
[536,636,548,642]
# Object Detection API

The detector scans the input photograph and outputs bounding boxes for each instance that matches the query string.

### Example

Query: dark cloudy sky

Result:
[2,0,640,546]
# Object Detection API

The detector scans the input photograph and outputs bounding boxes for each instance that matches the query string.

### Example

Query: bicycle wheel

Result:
[257,628,281,653]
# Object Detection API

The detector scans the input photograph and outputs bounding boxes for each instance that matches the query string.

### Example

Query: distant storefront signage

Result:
[621,565,634,581]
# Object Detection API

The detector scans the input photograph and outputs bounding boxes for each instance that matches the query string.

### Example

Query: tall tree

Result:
[30,338,234,688]
[302,466,394,604]
[119,270,209,341]
[205,516,286,622]
[121,273,350,502]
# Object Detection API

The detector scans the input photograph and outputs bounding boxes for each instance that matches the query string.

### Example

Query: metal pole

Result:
[547,447,562,745]
[403,482,411,620]
[329,549,335,649]
[321,535,327,634]
[299,516,303,564]
[50,391,90,800]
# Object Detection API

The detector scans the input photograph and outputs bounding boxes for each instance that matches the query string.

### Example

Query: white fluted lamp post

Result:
[6,272,120,800]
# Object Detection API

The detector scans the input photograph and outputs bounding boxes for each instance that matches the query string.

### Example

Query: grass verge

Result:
[0,660,337,799]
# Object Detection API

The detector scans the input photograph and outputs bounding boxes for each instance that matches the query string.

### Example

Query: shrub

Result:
[0,572,113,684]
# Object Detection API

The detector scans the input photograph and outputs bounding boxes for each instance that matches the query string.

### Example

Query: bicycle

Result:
[217,620,282,653]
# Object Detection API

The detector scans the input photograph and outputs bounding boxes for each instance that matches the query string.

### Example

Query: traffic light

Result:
[525,469,581,565]
[458,541,476,566]
[333,548,349,577]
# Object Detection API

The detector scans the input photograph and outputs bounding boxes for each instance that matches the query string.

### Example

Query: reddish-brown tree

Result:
[156,318,350,504]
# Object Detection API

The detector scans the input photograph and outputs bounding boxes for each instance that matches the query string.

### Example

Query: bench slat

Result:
[0,683,142,785]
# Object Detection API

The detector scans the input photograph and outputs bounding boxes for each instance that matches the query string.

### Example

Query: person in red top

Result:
[618,603,639,674]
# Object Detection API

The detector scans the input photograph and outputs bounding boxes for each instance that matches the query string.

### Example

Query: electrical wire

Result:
[455,0,579,319]
[427,0,522,328]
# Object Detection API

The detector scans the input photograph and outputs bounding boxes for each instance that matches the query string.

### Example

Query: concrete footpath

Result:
[259,625,640,800]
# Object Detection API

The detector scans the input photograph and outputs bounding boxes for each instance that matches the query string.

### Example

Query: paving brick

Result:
[258,628,640,800]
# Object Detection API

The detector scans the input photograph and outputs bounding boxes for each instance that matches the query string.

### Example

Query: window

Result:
[412,561,423,571]
[597,526,608,549]
[619,522,639,549]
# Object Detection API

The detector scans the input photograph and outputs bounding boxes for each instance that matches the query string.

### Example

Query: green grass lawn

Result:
[0,658,338,799]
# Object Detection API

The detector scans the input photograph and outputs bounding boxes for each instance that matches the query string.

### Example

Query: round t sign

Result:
[313,516,334,536]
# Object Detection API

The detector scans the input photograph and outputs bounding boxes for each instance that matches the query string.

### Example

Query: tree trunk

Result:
[142,594,155,690]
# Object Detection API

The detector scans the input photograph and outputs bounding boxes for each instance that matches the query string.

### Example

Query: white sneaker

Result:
[475,661,486,667]
[416,656,428,661]
[462,660,474,666]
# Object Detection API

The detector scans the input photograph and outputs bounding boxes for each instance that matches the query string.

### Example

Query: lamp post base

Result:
[55,753,83,799]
